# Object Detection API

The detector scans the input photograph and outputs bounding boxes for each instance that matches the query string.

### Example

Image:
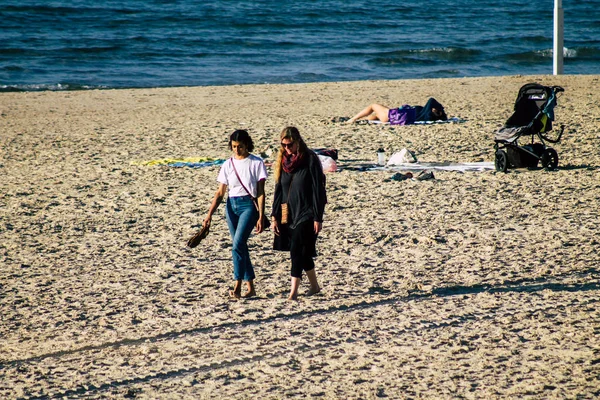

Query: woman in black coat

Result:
[271,127,327,300]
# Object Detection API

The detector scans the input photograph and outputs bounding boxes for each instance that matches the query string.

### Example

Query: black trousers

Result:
[289,220,317,278]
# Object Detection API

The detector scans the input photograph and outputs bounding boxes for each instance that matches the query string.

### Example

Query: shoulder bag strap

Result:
[230,158,259,210]
[230,157,253,198]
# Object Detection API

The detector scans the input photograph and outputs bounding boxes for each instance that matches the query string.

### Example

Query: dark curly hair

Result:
[228,129,254,153]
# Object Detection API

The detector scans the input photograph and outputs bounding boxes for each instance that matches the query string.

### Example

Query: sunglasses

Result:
[281,142,295,149]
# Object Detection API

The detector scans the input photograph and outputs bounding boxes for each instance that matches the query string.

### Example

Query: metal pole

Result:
[553,0,564,75]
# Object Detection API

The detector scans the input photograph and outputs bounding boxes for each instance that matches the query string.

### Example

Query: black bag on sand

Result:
[273,221,317,256]
[273,223,290,251]
[253,198,271,230]
[187,225,209,248]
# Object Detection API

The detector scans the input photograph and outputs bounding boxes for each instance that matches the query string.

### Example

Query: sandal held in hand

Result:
[187,225,210,248]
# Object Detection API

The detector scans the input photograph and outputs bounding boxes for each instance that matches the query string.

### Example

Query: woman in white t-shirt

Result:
[203,130,268,299]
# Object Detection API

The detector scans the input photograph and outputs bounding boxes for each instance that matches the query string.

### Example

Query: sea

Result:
[1,0,599,92]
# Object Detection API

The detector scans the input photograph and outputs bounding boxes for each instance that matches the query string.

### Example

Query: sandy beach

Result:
[1,75,599,399]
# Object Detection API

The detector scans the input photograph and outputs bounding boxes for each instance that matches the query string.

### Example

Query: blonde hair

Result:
[274,126,309,182]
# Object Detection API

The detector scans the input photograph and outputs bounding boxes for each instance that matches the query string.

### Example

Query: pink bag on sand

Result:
[389,105,416,125]
[318,155,337,173]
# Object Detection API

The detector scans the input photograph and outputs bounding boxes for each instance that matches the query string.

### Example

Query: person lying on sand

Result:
[348,97,448,124]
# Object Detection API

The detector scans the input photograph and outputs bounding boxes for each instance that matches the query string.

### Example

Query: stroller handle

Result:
[540,124,565,144]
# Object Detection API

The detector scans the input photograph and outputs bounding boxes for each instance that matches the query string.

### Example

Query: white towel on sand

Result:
[376,162,495,172]
[366,117,466,125]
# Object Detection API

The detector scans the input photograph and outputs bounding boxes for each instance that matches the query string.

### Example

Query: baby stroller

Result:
[494,83,565,172]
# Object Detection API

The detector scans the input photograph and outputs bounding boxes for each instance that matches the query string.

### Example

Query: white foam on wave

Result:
[538,47,578,58]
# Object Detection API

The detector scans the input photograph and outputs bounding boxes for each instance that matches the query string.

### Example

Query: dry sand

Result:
[1,75,599,399]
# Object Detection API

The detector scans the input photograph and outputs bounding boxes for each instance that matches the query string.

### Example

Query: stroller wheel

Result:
[541,148,559,171]
[495,149,508,172]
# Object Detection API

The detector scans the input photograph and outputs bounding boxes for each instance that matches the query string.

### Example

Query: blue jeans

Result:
[226,195,259,281]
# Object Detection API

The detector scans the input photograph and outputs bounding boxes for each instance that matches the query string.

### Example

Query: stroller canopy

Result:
[505,83,555,130]
[495,83,558,143]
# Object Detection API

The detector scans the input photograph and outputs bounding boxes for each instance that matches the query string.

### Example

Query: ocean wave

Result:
[3,4,141,15]
[0,48,28,55]
[59,46,123,55]
[411,48,482,57]
[572,46,600,60]
[422,69,462,78]
[368,47,481,66]
[519,35,552,44]
[0,83,108,92]
[506,47,580,64]
[0,65,25,72]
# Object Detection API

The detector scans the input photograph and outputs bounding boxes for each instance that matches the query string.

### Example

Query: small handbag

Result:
[231,158,270,229]
[280,203,289,224]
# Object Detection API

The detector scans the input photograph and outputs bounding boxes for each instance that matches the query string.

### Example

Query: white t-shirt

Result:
[217,154,268,198]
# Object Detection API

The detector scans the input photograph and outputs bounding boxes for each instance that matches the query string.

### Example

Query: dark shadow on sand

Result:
[7,272,600,399]
[22,343,326,400]
[556,164,598,171]
[3,270,598,369]
[19,277,600,399]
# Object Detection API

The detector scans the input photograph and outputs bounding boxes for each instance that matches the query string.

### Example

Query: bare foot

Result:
[229,280,242,299]
[287,293,298,301]
[242,280,255,298]
[307,286,321,296]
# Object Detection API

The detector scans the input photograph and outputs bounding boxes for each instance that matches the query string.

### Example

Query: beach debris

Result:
[416,170,435,181]
[384,172,413,182]
[384,170,434,182]
[259,144,274,159]
[328,116,350,124]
